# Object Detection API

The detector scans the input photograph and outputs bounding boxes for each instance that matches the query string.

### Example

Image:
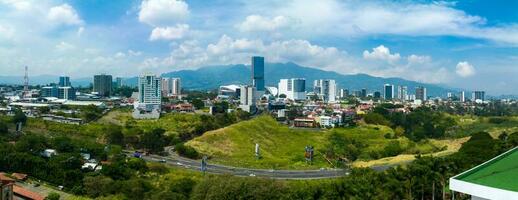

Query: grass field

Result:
[98,109,211,136]
[186,115,449,169]
[450,115,518,138]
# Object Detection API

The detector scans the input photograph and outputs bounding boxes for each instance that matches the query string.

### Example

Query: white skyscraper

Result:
[278,78,306,100]
[138,73,161,105]
[397,86,408,100]
[460,91,465,102]
[161,77,181,97]
[313,79,337,102]
[133,73,162,119]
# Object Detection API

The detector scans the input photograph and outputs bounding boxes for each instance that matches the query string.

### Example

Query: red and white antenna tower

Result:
[23,66,29,97]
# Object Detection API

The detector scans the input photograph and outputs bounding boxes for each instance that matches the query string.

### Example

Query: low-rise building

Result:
[293,118,316,128]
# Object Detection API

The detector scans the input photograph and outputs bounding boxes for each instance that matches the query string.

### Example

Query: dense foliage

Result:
[368,106,456,141]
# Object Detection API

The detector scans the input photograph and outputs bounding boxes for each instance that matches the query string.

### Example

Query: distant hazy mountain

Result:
[0,62,456,97]
[158,62,454,97]
[0,75,93,87]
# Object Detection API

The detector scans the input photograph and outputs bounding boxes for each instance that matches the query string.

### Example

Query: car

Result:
[249,173,256,177]
[159,159,166,163]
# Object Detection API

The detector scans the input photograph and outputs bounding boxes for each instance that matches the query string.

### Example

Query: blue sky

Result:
[0,0,517,95]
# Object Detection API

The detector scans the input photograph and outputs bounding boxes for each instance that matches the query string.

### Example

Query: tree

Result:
[140,128,168,153]
[51,136,75,153]
[83,176,114,198]
[45,192,60,200]
[106,126,124,145]
[12,109,27,125]
[364,113,391,126]
[191,99,204,110]
[0,121,8,135]
[175,143,199,159]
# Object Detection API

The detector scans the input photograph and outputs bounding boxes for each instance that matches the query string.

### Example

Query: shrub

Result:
[175,143,200,159]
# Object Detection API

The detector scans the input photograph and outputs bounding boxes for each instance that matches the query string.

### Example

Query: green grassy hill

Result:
[186,115,442,169]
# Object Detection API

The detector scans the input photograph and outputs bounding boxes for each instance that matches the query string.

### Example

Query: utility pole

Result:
[255,143,261,159]
[201,156,207,173]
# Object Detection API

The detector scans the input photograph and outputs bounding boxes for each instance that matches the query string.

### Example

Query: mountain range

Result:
[0,62,457,97]
[149,62,454,97]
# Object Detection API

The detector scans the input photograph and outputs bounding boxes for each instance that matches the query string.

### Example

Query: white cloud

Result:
[138,0,189,26]
[149,24,189,41]
[238,15,292,32]
[407,54,431,64]
[142,35,355,74]
[0,0,32,10]
[47,4,83,26]
[0,24,14,40]
[256,0,518,45]
[128,50,142,56]
[55,41,75,51]
[456,61,475,77]
[363,45,401,63]
[77,27,84,37]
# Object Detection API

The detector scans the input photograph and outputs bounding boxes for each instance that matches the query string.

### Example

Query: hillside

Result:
[186,115,445,169]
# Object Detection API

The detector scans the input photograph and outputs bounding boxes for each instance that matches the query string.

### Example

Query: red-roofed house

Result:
[13,185,45,200]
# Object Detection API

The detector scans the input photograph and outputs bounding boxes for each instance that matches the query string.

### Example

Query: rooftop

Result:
[450,147,518,199]
[454,147,518,192]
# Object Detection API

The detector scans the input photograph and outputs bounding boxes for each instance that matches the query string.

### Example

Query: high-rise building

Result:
[115,77,124,88]
[361,88,367,98]
[58,87,76,100]
[59,76,71,87]
[240,85,256,106]
[161,77,181,97]
[138,73,162,105]
[314,79,337,102]
[416,86,427,101]
[384,84,394,100]
[459,91,466,102]
[93,74,113,97]
[239,85,257,112]
[374,91,381,99]
[133,73,161,119]
[339,89,349,99]
[397,86,408,100]
[278,78,306,100]
[472,91,485,102]
[251,56,265,92]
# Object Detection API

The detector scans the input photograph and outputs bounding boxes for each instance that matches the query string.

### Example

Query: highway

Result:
[125,148,404,180]
[125,149,349,180]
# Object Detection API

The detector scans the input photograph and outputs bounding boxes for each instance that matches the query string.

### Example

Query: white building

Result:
[313,79,337,102]
[397,86,408,101]
[133,73,161,119]
[460,91,466,102]
[239,85,256,112]
[161,77,181,97]
[218,84,242,99]
[138,73,161,105]
[278,78,306,101]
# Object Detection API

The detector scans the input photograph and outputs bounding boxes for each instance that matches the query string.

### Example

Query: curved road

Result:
[124,149,403,180]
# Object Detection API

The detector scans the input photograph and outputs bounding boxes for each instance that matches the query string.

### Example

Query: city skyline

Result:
[1,0,517,95]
